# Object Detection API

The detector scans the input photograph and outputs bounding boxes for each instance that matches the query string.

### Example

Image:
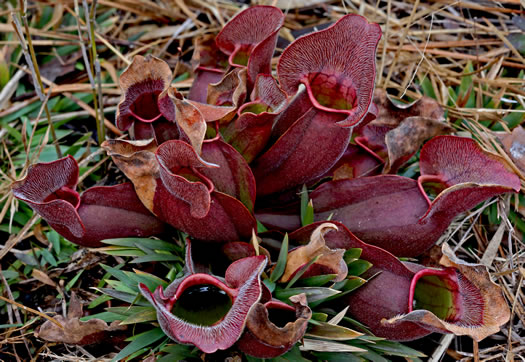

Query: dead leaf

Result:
[32,269,57,288]
[143,355,157,362]
[39,51,81,83]
[238,294,312,357]
[384,116,453,173]
[300,338,366,352]
[281,223,347,283]
[418,245,444,268]
[100,59,119,85]
[480,222,506,267]
[158,87,235,155]
[42,2,64,31]
[36,293,126,345]
[102,139,159,212]
[498,126,525,175]
[357,89,451,173]
[173,95,207,155]
[207,68,247,123]
[373,88,444,127]
[33,224,49,245]
[328,306,349,325]
[63,249,106,273]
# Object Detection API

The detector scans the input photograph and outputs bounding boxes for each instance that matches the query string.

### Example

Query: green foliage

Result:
[69,237,185,358]
[269,233,289,283]
[112,328,167,361]
[346,260,373,277]
[158,344,200,361]
[300,185,315,227]
[457,62,476,109]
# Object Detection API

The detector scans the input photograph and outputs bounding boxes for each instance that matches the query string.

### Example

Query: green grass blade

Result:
[112,328,166,362]
[269,233,289,283]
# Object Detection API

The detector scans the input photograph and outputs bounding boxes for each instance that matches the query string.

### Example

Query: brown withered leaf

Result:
[498,126,525,175]
[281,223,347,283]
[173,96,207,155]
[373,88,444,127]
[239,293,311,356]
[143,355,157,362]
[207,68,247,123]
[418,244,444,268]
[384,116,453,173]
[102,139,158,212]
[157,87,235,155]
[300,339,366,353]
[40,51,81,83]
[63,249,106,273]
[359,89,451,173]
[33,223,49,245]
[36,293,126,345]
[32,269,57,287]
